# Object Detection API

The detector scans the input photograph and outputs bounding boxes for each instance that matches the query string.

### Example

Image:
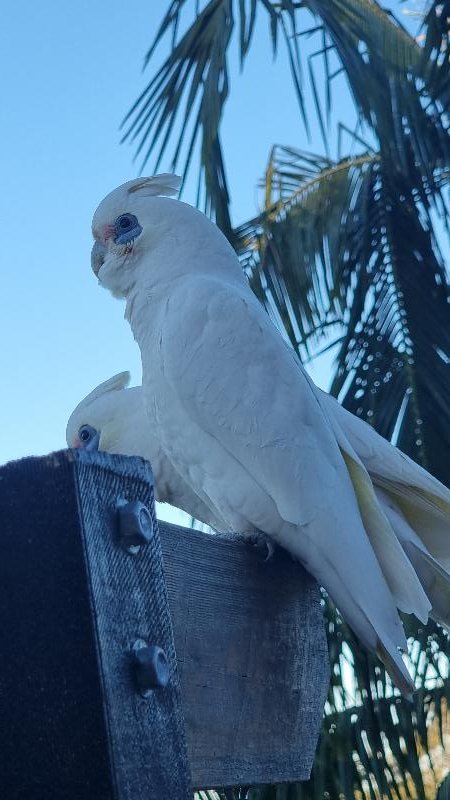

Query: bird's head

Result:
[91,173,241,301]
[91,174,183,298]
[66,371,140,454]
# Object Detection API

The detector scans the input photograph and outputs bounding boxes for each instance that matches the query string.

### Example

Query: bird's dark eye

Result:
[119,215,133,230]
[79,424,96,443]
[114,213,142,245]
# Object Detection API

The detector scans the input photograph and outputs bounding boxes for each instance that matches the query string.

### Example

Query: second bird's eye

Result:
[118,215,134,230]
[114,213,142,244]
[79,424,97,443]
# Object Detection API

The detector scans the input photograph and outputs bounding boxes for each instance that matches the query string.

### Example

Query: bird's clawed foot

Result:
[246,531,277,561]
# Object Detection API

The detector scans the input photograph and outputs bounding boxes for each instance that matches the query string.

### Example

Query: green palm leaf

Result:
[121,0,235,240]
[123,0,450,227]
[237,141,450,483]
[237,147,377,355]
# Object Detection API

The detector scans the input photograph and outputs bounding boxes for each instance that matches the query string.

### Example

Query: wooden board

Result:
[0,449,329,797]
[160,524,330,787]
[0,450,191,800]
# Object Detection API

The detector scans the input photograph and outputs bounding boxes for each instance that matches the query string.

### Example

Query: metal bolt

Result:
[117,500,154,551]
[132,640,169,695]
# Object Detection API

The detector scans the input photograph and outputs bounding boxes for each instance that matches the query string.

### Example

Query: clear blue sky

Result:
[2,0,398,520]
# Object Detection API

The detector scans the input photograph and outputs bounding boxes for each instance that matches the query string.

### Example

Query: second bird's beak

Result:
[84,431,100,451]
[91,241,107,276]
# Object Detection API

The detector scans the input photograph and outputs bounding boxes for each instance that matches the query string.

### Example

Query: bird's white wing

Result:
[319,390,450,563]
[159,275,420,694]
[321,389,450,506]
[153,448,230,532]
[374,487,450,630]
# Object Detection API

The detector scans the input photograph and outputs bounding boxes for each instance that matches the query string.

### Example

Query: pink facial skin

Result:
[102,224,116,242]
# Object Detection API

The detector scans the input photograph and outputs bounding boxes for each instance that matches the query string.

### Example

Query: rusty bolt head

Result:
[132,640,169,694]
[117,500,154,551]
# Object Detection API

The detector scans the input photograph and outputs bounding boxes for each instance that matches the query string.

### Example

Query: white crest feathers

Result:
[126,174,182,198]
[77,371,131,410]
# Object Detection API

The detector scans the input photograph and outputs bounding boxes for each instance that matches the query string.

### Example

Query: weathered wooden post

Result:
[0,449,329,799]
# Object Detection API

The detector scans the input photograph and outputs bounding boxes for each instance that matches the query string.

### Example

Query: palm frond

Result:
[123,0,450,239]
[422,0,450,108]
[121,0,235,240]
[329,163,450,485]
[303,0,450,208]
[300,596,450,800]
[236,146,375,355]
[237,144,450,484]
[121,0,306,240]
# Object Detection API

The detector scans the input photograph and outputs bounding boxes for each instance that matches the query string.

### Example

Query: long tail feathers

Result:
[336,449,424,696]
[376,640,415,701]
[377,479,450,565]
[312,387,450,697]
[338,446,450,697]
[403,541,450,631]
[341,450,432,623]
[376,486,450,626]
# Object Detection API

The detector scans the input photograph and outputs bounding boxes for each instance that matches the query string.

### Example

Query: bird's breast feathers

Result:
[139,275,348,529]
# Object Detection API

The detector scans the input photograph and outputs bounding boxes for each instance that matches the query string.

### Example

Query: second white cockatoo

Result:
[88,173,450,697]
[65,371,229,531]
[66,370,450,636]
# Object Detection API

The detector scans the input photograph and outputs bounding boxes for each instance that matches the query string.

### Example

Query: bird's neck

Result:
[124,283,159,351]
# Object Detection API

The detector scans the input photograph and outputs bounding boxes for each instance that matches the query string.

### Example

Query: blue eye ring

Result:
[114,213,142,245]
[79,424,96,443]
[78,424,100,452]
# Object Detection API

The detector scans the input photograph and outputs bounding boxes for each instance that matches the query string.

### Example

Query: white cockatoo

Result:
[89,173,450,697]
[66,371,229,531]
[67,371,450,634]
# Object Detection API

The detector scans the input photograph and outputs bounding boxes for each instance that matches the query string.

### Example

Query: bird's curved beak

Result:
[84,431,100,451]
[91,241,107,276]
